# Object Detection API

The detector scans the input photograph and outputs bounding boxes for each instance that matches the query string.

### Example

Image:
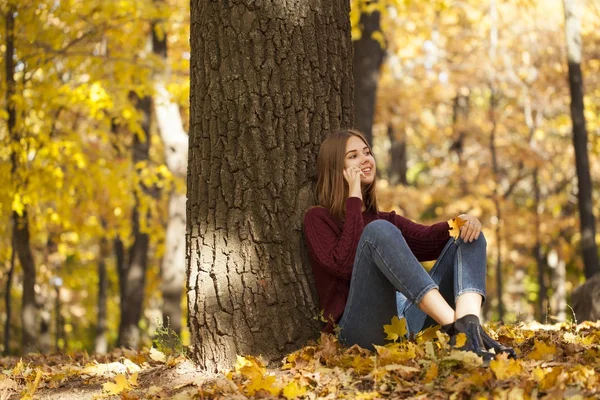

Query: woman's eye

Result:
[349,154,356,159]
[365,151,371,156]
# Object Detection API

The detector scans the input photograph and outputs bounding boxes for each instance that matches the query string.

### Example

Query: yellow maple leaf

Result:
[282,380,308,399]
[103,374,131,395]
[384,316,407,342]
[490,353,523,380]
[443,350,483,369]
[245,374,279,396]
[416,325,439,344]
[527,340,557,361]
[454,333,467,348]
[448,217,467,239]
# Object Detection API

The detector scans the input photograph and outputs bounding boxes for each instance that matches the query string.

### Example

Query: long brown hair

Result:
[315,129,378,221]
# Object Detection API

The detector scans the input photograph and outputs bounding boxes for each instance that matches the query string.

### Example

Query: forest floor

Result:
[0,320,599,399]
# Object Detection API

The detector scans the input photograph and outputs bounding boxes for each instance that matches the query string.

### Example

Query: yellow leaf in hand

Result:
[103,374,131,395]
[383,316,407,342]
[448,217,466,240]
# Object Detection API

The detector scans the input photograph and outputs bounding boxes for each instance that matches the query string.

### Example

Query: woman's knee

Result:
[460,232,487,248]
[363,220,401,240]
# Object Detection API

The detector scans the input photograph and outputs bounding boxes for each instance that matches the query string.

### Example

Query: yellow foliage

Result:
[527,340,558,361]
[383,316,407,342]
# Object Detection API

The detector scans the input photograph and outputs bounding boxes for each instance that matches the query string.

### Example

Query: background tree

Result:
[352,0,386,145]
[563,0,600,322]
[187,1,354,370]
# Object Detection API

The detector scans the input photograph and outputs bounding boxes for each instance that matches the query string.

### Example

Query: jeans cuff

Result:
[413,283,439,305]
[455,289,487,305]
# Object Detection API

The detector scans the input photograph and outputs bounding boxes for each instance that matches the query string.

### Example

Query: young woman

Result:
[303,129,515,360]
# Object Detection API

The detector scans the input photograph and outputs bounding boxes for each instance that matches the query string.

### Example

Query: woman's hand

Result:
[458,214,482,243]
[343,166,365,200]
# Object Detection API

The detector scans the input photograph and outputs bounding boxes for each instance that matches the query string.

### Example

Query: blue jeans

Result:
[337,220,487,349]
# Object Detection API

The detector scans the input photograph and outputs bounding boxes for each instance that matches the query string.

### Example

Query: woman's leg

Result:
[402,235,487,335]
[338,220,454,349]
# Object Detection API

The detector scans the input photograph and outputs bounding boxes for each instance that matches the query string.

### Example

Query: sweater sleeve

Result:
[387,211,451,262]
[303,197,364,280]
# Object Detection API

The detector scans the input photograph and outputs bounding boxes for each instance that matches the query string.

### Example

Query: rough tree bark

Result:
[188,1,354,371]
[353,4,384,145]
[117,94,152,348]
[152,19,188,335]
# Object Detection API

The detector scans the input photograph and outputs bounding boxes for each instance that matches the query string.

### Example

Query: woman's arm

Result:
[303,197,365,279]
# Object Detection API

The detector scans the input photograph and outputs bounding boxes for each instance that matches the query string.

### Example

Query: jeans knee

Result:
[364,220,399,239]
[475,232,487,247]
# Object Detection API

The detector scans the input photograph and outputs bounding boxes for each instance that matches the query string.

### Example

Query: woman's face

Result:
[344,135,376,186]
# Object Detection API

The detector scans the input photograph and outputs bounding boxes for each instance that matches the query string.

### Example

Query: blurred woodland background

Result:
[1,0,599,357]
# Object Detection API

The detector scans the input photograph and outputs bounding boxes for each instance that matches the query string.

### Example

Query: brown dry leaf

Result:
[424,362,438,383]
[149,347,167,363]
[0,375,18,392]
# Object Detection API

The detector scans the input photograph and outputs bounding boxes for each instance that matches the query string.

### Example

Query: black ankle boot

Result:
[454,314,517,358]
[449,315,496,362]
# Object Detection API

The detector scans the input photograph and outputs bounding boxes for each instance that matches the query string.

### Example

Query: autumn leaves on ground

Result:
[1,320,598,399]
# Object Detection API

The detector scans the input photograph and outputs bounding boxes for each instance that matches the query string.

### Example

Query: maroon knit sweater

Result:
[303,197,450,332]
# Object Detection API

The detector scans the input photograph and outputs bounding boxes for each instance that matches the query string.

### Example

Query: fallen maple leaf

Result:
[383,316,407,342]
[103,374,134,395]
[443,350,483,369]
[448,217,467,240]
[490,353,523,379]
[282,380,308,399]
[527,340,557,361]
[454,333,467,348]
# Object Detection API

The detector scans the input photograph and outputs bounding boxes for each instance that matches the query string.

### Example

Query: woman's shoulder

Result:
[304,205,330,219]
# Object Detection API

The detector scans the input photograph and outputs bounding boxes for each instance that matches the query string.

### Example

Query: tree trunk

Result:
[563,0,600,279]
[533,169,547,321]
[387,124,408,185]
[152,19,188,335]
[5,6,39,353]
[451,91,470,196]
[188,1,353,371]
[95,237,109,354]
[353,4,384,145]
[3,231,15,355]
[548,249,567,322]
[118,95,152,348]
[489,87,504,321]
[14,212,38,353]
